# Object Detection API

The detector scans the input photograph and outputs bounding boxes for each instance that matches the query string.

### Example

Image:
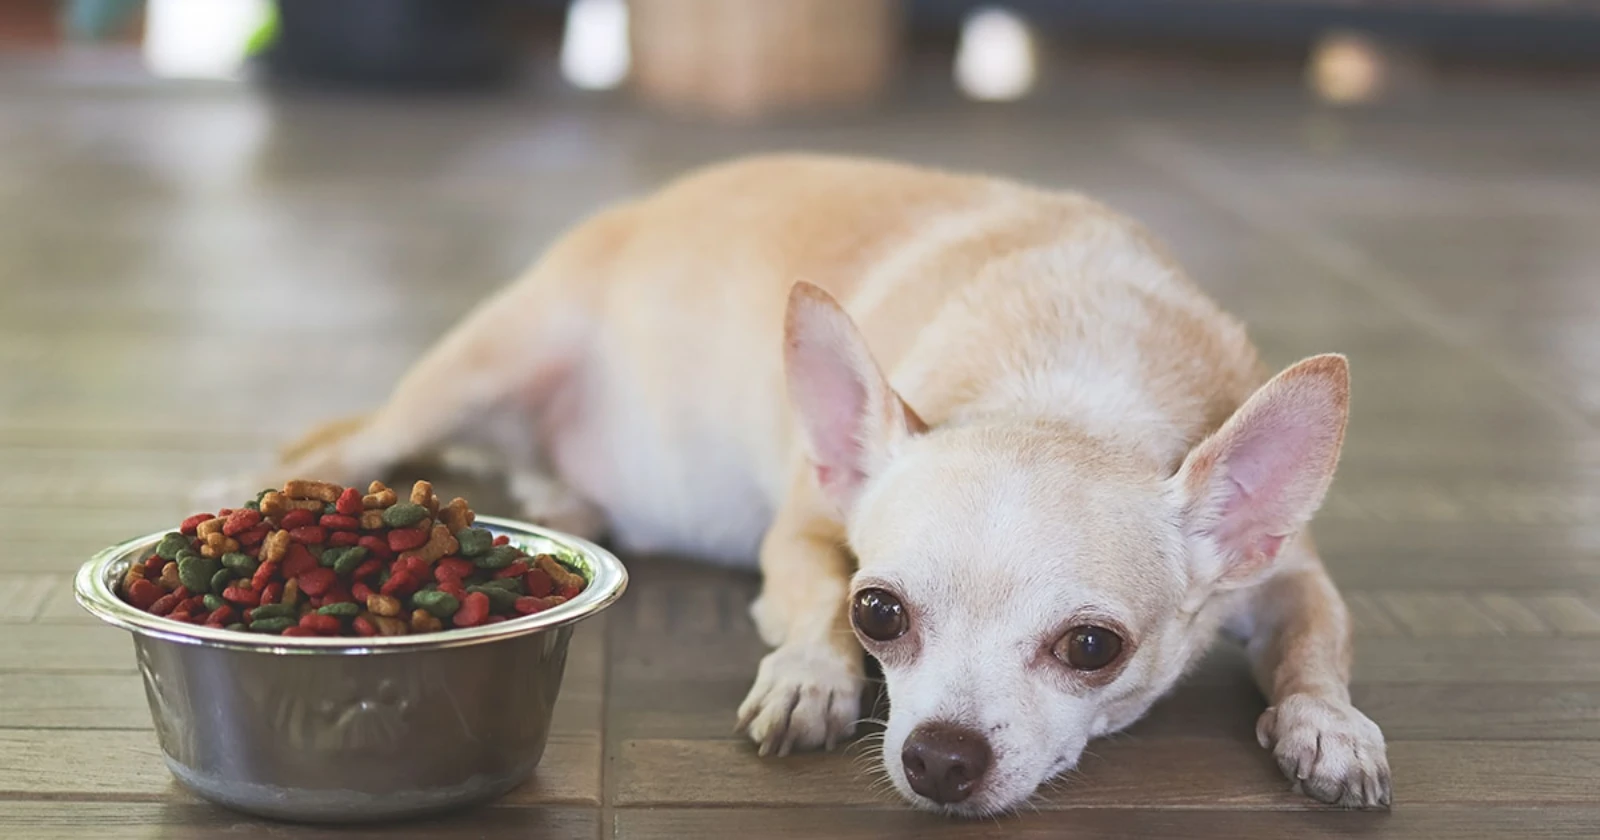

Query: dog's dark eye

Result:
[852,588,908,642]
[1055,625,1123,671]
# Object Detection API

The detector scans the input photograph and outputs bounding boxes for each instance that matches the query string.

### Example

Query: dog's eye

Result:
[852,588,908,642]
[1055,625,1123,671]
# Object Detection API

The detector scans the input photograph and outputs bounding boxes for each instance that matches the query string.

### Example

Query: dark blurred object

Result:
[262,0,526,89]
[908,0,1600,65]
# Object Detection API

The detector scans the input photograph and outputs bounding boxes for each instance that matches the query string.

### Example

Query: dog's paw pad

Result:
[736,644,864,756]
[1257,694,1391,808]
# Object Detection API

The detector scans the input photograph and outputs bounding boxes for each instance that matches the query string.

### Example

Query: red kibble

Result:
[222,508,262,537]
[280,508,317,530]
[352,616,378,637]
[453,591,490,627]
[181,595,206,612]
[439,580,467,601]
[323,583,353,605]
[299,613,341,634]
[351,582,375,602]
[523,568,554,598]
[251,560,278,591]
[127,579,162,610]
[236,524,269,547]
[168,610,193,623]
[260,581,284,606]
[514,596,549,615]
[485,615,509,625]
[150,593,182,616]
[223,585,260,606]
[143,555,166,576]
[336,487,363,516]
[207,605,235,625]
[288,526,327,545]
[558,584,582,600]
[309,595,324,609]
[281,544,318,579]
[492,535,510,547]
[387,527,429,553]
[297,567,337,597]
[320,514,360,531]
[437,557,473,579]
[395,555,430,579]
[281,627,317,637]
[357,535,395,560]
[493,560,529,580]
[244,544,261,559]
[179,512,213,535]
[328,530,360,547]
[380,570,417,597]
[352,559,383,580]
[218,508,234,517]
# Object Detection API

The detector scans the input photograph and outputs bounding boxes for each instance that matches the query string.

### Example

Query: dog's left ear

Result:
[1172,354,1350,590]
[784,281,926,518]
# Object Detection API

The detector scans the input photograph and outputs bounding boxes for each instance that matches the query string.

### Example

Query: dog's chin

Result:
[889,775,1040,819]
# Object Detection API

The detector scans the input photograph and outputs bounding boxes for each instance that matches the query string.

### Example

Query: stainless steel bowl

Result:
[74,515,627,823]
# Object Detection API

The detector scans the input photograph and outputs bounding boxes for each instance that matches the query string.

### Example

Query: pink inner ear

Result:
[1205,387,1340,575]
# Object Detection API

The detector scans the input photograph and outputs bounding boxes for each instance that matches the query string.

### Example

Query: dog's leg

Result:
[1242,541,1391,808]
[736,487,864,756]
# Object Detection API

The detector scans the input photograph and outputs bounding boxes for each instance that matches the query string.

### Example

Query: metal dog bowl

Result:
[74,515,627,823]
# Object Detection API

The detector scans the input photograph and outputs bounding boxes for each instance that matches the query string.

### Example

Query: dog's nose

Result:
[901,723,992,804]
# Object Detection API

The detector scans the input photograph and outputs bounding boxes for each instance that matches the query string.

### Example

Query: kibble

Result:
[116,479,589,636]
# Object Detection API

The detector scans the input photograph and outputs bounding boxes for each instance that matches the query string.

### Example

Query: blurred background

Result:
[3,1,1600,832]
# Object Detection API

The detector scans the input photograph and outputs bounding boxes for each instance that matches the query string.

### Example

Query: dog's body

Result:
[250,155,1390,814]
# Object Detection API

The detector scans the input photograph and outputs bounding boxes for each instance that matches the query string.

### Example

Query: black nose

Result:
[901,723,992,804]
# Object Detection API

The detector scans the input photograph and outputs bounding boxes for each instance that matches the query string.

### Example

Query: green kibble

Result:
[176,547,201,565]
[225,623,247,633]
[381,502,429,528]
[177,556,220,593]
[249,617,295,634]
[412,589,461,618]
[474,545,521,570]
[467,584,518,613]
[202,594,225,611]
[323,502,338,515]
[155,533,190,561]
[317,602,361,618]
[455,528,493,557]
[249,603,296,621]
[480,577,523,594]
[209,568,234,595]
[221,552,258,575]
[332,546,368,575]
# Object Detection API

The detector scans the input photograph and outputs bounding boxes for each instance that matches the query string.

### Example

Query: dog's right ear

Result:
[784,281,925,517]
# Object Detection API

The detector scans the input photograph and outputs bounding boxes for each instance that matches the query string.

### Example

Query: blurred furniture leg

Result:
[629,0,903,120]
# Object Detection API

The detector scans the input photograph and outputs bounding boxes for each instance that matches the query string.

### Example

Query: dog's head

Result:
[783,282,1349,815]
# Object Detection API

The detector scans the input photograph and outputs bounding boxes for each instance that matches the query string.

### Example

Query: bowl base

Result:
[167,758,534,823]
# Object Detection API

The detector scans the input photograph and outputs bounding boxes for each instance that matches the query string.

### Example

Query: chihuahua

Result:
[227,154,1390,815]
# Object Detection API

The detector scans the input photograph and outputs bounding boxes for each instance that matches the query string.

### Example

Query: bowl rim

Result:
[74,515,628,654]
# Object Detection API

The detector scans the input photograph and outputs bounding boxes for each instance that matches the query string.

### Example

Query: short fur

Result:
[220,155,1390,815]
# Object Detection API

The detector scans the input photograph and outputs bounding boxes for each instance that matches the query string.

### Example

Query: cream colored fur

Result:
[224,154,1390,815]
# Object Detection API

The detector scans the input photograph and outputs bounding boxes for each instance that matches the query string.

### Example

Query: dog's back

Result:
[541,155,1261,557]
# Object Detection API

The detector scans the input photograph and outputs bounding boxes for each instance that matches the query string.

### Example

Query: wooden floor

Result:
[2,51,1599,838]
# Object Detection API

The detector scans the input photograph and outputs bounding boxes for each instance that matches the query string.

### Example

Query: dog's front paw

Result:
[736,643,864,757]
[1257,694,1391,808]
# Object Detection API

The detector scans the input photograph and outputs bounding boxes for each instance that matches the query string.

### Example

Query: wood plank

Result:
[0,573,55,621]
[613,738,1600,808]
[0,673,150,729]
[0,625,136,672]
[612,806,1600,839]
[0,802,599,839]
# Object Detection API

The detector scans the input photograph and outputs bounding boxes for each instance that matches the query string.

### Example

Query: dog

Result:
[224,154,1390,815]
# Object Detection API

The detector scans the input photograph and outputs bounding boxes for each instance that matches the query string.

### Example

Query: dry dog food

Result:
[118,480,587,636]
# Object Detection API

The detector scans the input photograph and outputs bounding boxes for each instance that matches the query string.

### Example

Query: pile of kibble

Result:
[117,479,586,637]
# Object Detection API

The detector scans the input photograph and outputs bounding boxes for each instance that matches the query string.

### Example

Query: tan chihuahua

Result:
[223,155,1390,815]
